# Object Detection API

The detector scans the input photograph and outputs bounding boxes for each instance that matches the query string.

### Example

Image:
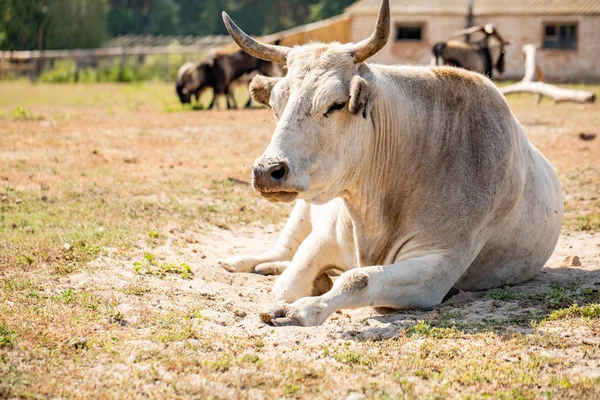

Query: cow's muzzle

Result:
[252,158,298,203]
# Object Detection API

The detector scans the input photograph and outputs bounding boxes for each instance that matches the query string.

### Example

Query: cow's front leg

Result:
[272,235,347,303]
[261,253,469,327]
[218,201,312,273]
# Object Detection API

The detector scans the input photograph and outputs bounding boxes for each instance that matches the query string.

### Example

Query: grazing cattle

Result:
[219,0,563,327]
[433,24,511,79]
[176,59,236,109]
[176,62,204,104]
[176,48,284,109]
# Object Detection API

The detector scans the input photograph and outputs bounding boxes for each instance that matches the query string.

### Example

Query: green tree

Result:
[108,0,180,36]
[176,0,206,36]
[146,0,180,35]
[108,6,146,36]
[0,0,50,50]
[309,0,356,22]
[45,0,108,49]
[0,0,357,50]
[0,0,107,50]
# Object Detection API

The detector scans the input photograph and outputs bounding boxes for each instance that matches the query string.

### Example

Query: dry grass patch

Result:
[0,82,599,398]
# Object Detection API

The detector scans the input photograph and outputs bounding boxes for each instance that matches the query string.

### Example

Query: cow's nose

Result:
[253,160,289,190]
[268,162,288,181]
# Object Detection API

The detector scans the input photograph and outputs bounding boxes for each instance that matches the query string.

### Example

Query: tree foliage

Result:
[0,0,50,50]
[0,0,107,50]
[45,0,108,50]
[1,0,356,50]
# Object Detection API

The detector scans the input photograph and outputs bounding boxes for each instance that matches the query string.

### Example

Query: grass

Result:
[333,348,374,366]
[9,105,40,121]
[574,213,600,231]
[0,81,598,399]
[35,54,207,84]
[549,304,600,320]
[406,320,463,339]
[134,253,194,280]
[0,80,251,113]
[0,324,15,348]
[0,84,287,275]
[489,283,600,313]
[490,288,527,301]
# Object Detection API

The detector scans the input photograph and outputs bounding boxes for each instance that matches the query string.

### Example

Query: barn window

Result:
[395,24,423,41]
[543,23,577,49]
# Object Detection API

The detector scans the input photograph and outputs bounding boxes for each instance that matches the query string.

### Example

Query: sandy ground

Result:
[84,225,600,344]
[1,83,599,398]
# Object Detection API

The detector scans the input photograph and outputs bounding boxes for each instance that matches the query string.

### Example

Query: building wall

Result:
[350,14,465,66]
[350,13,600,82]
[472,15,600,82]
[265,16,351,48]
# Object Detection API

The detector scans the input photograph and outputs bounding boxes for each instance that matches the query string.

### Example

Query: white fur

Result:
[219,42,563,327]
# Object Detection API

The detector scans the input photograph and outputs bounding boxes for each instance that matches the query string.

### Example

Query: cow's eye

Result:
[324,102,347,117]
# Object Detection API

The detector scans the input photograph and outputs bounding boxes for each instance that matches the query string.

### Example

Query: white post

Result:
[500,45,595,104]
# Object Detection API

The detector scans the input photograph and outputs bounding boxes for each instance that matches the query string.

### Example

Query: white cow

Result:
[218,0,564,327]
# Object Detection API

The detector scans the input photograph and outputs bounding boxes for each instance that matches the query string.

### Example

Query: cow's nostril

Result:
[269,163,288,181]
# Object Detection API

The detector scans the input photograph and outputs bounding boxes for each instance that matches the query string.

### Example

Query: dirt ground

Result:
[0,82,599,399]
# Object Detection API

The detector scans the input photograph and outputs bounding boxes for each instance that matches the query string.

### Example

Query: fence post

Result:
[35,50,45,81]
[118,47,126,82]
[164,53,170,81]
[0,55,4,81]
[74,59,80,83]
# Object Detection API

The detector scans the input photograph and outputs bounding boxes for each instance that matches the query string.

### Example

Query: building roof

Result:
[346,0,600,16]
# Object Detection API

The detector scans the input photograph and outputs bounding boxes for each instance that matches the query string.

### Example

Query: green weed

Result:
[334,349,373,366]
[406,321,462,339]
[0,324,15,348]
[549,304,600,320]
[134,254,193,280]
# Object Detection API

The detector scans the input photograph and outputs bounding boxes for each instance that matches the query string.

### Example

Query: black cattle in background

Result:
[432,24,511,79]
[176,45,284,109]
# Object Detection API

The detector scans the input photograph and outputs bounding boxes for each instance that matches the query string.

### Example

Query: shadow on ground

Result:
[340,267,600,341]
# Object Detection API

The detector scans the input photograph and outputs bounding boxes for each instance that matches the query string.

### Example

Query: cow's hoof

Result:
[259,305,303,327]
[217,257,256,273]
[217,259,237,272]
[255,261,290,275]
[260,296,327,327]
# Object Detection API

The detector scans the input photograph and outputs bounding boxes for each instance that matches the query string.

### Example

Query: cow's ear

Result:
[349,76,372,119]
[250,75,281,107]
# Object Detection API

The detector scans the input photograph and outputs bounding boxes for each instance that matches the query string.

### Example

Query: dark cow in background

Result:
[433,24,511,79]
[176,61,217,105]
[176,46,284,109]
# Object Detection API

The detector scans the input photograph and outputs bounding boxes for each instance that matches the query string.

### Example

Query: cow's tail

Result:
[432,42,446,66]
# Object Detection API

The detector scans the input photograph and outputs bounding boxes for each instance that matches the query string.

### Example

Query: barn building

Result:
[345,0,600,82]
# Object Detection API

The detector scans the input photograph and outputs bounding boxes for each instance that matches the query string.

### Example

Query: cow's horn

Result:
[353,0,390,63]
[222,12,290,65]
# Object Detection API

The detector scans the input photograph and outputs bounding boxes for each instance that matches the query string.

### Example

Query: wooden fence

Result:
[0,15,352,81]
[0,35,232,81]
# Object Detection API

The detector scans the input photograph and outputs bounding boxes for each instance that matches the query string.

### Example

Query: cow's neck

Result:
[340,67,445,267]
[340,80,413,266]
[342,194,404,267]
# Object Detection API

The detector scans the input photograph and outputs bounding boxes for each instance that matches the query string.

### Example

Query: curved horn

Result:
[222,12,290,65]
[353,0,390,63]
[452,25,485,39]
